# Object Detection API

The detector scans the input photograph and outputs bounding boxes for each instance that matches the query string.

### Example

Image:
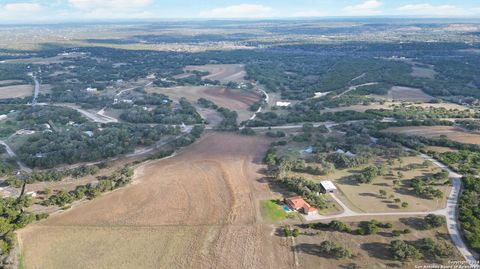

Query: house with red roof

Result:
[285,196,318,216]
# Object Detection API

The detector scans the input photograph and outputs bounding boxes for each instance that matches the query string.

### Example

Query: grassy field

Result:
[289,156,449,213]
[386,126,480,145]
[18,133,297,269]
[260,199,288,222]
[0,84,33,99]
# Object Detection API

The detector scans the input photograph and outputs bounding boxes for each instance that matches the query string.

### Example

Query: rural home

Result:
[285,196,317,216]
[320,181,338,193]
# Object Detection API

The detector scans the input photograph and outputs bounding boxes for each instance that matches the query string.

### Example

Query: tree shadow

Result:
[359,192,379,198]
[336,175,360,186]
[294,243,348,259]
[399,217,426,230]
[360,242,392,260]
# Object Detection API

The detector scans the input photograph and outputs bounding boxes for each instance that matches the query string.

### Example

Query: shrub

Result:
[390,240,422,262]
[424,214,446,229]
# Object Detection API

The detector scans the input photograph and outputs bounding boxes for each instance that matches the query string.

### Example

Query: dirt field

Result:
[0,84,33,99]
[385,126,480,145]
[295,216,462,268]
[184,64,246,83]
[387,86,433,102]
[18,133,295,269]
[148,85,260,122]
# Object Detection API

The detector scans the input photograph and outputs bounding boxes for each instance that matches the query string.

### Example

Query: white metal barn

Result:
[320,181,337,193]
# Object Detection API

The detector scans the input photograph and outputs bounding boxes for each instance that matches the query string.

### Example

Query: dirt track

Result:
[18,133,294,269]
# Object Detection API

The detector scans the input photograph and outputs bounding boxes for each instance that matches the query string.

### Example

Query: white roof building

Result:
[0,115,7,121]
[276,101,291,107]
[86,87,97,92]
[320,181,337,193]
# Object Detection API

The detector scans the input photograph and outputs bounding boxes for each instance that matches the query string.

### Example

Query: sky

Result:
[0,0,480,23]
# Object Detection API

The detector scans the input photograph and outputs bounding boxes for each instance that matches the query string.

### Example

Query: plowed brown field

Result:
[18,133,294,269]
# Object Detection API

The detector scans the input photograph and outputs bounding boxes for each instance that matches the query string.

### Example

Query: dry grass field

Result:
[295,216,462,269]
[387,86,433,102]
[184,64,246,83]
[148,86,260,122]
[386,126,480,145]
[289,156,449,213]
[318,101,470,114]
[425,146,458,153]
[18,133,295,269]
[411,66,436,79]
[0,84,33,99]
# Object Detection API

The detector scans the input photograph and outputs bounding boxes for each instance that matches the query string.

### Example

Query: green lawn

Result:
[260,199,288,222]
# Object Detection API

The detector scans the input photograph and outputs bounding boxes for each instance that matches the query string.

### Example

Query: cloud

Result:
[67,0,154,20]
[291,10,328,17]
[397,4,467,16]
[69,0,153,10]
[343,0,382,16]
[0,3,43,20]
[200,4,273,18]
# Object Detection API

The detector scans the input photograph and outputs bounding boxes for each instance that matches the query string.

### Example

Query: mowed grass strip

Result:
[260,199,288,222]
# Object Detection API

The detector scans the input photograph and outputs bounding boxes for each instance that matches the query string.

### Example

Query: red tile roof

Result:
[286,196,316,213]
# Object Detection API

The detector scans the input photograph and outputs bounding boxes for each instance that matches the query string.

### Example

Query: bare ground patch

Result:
[18,133,294,269]
[387,86,433,102]
[0,84,33,99]
[184,64,246,83]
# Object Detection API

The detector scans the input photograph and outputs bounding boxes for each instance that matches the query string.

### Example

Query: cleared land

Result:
[0,84,33,99]
[387,86,433,102]
[411,66,436,79]
[386,126,480,145]
[295,216,462,269]
[148,86,260,122]
[319,101,470,114]
[184,64,246,83]
[289,156,449,213]
[18,133,295,269]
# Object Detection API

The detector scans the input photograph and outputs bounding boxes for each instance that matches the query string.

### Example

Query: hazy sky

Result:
[1,0,480,23]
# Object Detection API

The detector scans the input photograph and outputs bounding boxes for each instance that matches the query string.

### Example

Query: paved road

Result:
[304,152,477,266]
[29,72,40,106]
